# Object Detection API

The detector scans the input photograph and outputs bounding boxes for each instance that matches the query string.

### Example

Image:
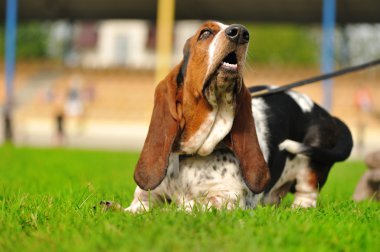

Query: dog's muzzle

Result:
[225,24,250,44]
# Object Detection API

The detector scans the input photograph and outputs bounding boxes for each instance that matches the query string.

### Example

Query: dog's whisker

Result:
[244,62,255,74]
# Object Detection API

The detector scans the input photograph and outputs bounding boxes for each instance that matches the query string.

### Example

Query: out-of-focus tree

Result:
[0,22,49,59]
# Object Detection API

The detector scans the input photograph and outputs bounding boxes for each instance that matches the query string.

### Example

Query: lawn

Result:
[0,145,379,252]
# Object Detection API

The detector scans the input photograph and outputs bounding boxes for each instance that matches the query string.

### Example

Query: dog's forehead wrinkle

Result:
[194,44,209,53]
[201,21,227,31]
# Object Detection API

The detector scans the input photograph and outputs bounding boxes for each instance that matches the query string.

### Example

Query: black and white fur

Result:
[249,86,353,207]
[126,86,353,212]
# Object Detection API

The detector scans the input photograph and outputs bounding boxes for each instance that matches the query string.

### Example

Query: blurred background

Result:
[1,0,380,157]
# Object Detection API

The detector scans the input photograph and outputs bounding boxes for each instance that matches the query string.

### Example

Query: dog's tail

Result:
[279,118,353,163]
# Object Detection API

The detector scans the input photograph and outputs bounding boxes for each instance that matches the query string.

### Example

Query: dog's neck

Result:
[178,76,238,156]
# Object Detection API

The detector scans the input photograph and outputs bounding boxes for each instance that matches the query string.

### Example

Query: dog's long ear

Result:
[230,85,270,193]
[177,38,191,85]
[134,67,180,190]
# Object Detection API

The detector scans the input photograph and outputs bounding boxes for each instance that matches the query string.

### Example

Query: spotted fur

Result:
[126,151,262,212]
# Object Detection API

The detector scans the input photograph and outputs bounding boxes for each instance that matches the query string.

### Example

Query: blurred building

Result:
[48,20,202,69]
[46,20,380,69]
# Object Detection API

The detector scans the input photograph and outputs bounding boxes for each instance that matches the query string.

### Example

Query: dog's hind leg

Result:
[292,162,319,208]
[279,140,320,208]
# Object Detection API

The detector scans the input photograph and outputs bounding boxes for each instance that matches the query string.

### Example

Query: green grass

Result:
[0,146,379,252]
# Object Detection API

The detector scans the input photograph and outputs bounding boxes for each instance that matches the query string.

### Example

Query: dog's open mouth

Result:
[221,52,238,71]
[202,51,241,93]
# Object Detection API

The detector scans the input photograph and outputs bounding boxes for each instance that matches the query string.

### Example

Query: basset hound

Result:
[124,21,353,212]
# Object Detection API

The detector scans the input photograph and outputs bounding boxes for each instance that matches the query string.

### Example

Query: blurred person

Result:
[2,103,13,143]
[53,92,66,146]
[354,84,373,156]
[45,87,66,146]
[65,75,84,118]
[78,82,97,136]
[65,75,86,134]
[83,83,96,103]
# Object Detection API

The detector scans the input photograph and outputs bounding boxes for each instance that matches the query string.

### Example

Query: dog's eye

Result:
[198,29,212,40]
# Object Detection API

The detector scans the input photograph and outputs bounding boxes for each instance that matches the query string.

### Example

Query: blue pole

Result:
[5,0,18,105]
[321,0,336,111]
[4,0,18,142]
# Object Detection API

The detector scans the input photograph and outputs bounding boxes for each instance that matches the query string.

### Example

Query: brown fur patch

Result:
[179,21,243,145]
[307,169,320,189]
[179,22,223,144]
[134,65,181,190]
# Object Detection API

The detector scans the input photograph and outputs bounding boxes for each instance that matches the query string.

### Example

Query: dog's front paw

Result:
[291,192,317,208]
[99,201,123,212]
[124,202,149,213]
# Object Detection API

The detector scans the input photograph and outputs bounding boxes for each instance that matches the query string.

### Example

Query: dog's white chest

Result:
[180,83,235,156]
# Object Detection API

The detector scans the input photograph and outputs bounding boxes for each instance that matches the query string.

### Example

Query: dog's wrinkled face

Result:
[180,21,249,104]
[178,21,250,155]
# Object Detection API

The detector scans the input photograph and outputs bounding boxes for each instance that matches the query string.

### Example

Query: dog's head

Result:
[178,21,249,100]
[134,21,270,193]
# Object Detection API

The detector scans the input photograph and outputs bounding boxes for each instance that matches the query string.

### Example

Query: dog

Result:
[122,21,353,212]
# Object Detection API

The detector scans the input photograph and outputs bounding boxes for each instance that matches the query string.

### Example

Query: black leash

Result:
[250,58,380,98]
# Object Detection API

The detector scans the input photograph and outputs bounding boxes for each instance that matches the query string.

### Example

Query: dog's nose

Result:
[225,24,249,44]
